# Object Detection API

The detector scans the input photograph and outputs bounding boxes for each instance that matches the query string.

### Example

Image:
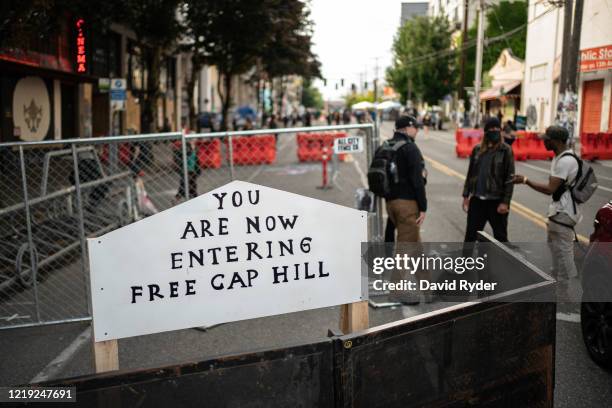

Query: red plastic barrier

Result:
[297,132,347,162]
[523,131,554,160]
[455,128,483,158]
[229,134,276,165]
[511,131,528,161]
[100,143,132,165]
[196,139,222,169]
[582,132,612,160]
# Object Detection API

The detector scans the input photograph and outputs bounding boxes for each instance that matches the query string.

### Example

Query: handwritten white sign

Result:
[88,181,367,341]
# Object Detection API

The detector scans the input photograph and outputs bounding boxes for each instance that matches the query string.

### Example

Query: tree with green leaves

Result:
[259,0,321,114]
[0,0,117,48]
[183,0,275,130]
[117,0,183,133]
[301,79,323,110]
[462,1,528,97]
[386,14,455,105]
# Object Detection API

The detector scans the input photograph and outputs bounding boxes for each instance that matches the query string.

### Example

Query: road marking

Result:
[596,161,612,169]
[556,312,580,323]
[429,135,455,146]
[423,155,589,243]
[31,327,91,383]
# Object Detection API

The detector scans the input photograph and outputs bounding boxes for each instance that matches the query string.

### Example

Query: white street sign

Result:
[334,136,364,154]
[110,78,126,111]
[88,181,367,341]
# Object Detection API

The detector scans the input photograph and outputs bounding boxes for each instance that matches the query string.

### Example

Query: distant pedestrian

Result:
[334,111,341,125]
[342,109,351,124]
[304,110,312,127]
[243,117,254,130]
[326,112,333,126]
[269,114,279,142]
[422,113,431,137]
[174,141,199,201]
[502,120,517,145]
[282,115,289,128]
[462,117,514,244]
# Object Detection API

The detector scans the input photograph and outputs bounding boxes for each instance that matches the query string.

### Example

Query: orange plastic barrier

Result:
[196,139,222,169]
[297,132,347,162]
[582,132,612,160]
[455,129,483,158]
[229,134,276,165]
[511,131,528,161]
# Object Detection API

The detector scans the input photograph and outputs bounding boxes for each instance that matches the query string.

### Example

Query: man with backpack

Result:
[369,115,427,242]
[368,115,428,304]
[512,125,598,279]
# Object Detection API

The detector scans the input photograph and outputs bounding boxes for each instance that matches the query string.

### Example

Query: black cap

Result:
[395,115,417,130]
[540,125,569,142]
[484,117,501,132]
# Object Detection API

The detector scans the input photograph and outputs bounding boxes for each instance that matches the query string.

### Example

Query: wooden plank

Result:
[340,300,369,333]
[93,339,119,373]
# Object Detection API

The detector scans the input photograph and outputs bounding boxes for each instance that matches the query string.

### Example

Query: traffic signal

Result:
[323,78,327,86]
[364,81,368,90]
[335,83,338,90]
[351,83,356,92]
[341,79,344,86]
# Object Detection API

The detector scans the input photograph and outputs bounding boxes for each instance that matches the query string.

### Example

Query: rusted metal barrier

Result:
[40,233,556,407]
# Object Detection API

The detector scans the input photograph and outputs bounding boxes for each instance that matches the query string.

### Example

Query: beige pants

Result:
[386,199,427,302]
[386,199,421,243]
[547,221,578,279]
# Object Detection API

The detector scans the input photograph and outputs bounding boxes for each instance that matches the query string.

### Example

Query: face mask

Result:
[485,130,501,143]
[544,139,553,151]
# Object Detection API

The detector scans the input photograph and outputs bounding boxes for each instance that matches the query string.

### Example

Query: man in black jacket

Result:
[386,115,427,243]
[462,117,515,243]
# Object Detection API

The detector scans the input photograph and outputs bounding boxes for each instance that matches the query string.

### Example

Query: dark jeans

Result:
[464,197,508,243]
[176,171,198,199]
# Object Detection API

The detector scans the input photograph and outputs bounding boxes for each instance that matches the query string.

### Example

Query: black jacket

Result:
[462,142,515,204]
[386,132,427,212]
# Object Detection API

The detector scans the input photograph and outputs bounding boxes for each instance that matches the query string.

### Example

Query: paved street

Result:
[1,121,611,407]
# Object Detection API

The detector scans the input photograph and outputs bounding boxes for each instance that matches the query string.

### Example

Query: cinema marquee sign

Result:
[88,181,367,341]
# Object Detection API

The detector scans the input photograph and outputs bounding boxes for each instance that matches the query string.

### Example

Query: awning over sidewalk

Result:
[479,80,521,101]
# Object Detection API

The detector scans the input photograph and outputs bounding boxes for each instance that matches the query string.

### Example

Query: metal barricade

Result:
[0,124,380,330]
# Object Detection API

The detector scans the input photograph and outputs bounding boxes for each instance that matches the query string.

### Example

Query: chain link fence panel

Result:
[0,124,379,330]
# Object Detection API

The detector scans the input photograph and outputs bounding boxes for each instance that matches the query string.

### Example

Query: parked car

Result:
[580,199,612,368]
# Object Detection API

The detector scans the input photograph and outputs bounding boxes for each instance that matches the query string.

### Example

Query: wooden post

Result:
[340,300,369,333]
[93,339,119,373]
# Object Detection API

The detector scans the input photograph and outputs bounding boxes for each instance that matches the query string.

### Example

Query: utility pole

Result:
[373,57,380,103]
[558,0,573,95]
[556,0,584,144]
[458,0,469,102]
[473,0,486,128]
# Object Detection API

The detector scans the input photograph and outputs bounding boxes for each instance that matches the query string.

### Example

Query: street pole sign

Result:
[88,181,367,341]
[334,136,364,154]
[110,78,126,111]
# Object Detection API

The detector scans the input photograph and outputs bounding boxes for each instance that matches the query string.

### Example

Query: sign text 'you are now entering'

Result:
[88,181,367,341]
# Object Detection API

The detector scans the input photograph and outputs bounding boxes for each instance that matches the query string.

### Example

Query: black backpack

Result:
[367,139,408,197]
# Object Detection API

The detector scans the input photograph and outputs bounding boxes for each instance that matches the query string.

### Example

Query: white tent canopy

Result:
[351,101,375,110]
[376,100,402,110]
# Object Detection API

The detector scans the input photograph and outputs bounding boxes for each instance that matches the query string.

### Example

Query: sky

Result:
[309,0,408,101]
